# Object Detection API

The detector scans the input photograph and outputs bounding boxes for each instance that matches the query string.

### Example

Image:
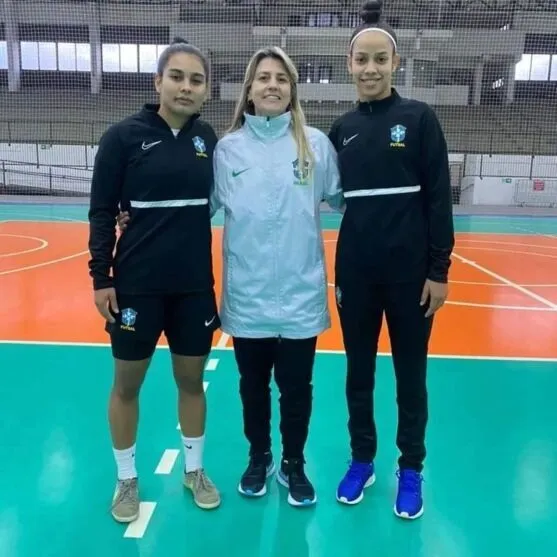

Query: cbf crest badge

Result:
[193,136,207,158]
[120,308,137,332]
[390,124,406,148]
[293,158,310,186]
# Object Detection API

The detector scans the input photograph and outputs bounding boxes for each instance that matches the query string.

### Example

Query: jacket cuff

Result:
[93,276,114,290]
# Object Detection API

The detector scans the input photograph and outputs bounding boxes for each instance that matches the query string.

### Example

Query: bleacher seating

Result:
[0,89,554,156]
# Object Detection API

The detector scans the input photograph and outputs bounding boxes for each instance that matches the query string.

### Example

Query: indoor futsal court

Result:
[1,201,556,557]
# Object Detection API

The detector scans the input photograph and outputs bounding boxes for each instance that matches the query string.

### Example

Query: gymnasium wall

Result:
[0,141,555,209]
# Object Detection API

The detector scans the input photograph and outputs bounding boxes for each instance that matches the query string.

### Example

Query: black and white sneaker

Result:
[277,458,317,507]
[238,452,276,497]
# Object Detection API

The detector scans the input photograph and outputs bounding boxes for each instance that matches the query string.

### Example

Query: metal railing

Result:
[0,160,91,197]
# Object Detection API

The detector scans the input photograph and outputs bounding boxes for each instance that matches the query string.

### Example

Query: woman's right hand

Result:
[94,287,119,323]
[116,211,130,231]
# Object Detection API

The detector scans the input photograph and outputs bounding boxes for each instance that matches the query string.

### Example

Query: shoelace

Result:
[397,470,423,494]
[113,479,137,507]
[345,462,370,484]
[245,458,267,478]
[190,469,214,491]
[285,461,309,489]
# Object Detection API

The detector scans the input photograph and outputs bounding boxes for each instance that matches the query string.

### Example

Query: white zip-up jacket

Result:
[211,111,344,339]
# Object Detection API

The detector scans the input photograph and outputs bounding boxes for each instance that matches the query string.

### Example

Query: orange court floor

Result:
[1,210,557,359]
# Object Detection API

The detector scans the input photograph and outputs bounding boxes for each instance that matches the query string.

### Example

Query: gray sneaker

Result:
[184,469,221,510]
[111,478,139,522]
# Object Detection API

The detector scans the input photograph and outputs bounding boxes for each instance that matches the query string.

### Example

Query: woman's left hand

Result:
[420,279,448,318]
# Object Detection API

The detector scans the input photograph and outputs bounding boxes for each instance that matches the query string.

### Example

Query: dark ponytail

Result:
[349,0,398,53]
[157,36,210,78]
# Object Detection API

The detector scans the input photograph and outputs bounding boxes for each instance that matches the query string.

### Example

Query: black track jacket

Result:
[88,104,217,294]
[328,89,455,284]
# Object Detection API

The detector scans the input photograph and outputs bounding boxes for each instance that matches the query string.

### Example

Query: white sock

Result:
[113,444,137,481]
[182,434,204,473]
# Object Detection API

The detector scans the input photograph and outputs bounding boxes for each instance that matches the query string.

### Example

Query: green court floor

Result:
[1,343,556,557]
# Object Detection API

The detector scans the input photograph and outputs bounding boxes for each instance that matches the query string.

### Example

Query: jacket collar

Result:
[243,111,292,140]
[357,88,400,113]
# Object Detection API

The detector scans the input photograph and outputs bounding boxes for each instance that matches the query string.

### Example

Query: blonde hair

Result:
[227,46,314,170]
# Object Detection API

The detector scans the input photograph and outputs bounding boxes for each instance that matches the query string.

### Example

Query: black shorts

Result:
[105,290,220,361]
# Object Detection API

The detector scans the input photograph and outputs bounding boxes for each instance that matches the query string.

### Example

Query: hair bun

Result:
[360,0,383,24]
[171,36,188,45]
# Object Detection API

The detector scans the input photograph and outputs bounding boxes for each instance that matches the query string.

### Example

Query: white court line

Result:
[0,233,48,258]
[452,251,557,310]
[1,339,557,362]
[446,300,556,311]
[0,249,89,276]
[123,502,157,538]
[216,332,230,348]
[326,281,556,311]
[0,215,88,224]
[205,358,219,371]
[155,449,180,475]
[459,238,557,250]
[450,280,557,288]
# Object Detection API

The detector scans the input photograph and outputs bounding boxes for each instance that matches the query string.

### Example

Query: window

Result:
[38,42,57,71]
[551,55,557,81]
[15,41,168,74]
[515,53,557,81]
[19,41,91,71]
[58,43,77,71]
[530,54,551,80]
[307,12,340,27]
[0,41,8,70]
[102,43,168,73]
[102,44,120,72]
[75,44,91,72]
[21,42,39,70]
[139,44,158,73]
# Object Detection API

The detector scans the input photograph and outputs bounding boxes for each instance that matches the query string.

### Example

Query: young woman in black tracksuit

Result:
[329,0,455,519]
[88,38,222,521]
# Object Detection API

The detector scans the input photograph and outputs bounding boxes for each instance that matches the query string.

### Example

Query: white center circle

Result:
[0,233,49,258]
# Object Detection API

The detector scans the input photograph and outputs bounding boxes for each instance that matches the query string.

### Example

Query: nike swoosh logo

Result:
[142,140,162,150]
[232,168,249,177]
[205,316,216,327]
[343,134,358,146]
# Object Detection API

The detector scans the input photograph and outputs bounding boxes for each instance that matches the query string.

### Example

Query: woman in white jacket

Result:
[212,46,343,507]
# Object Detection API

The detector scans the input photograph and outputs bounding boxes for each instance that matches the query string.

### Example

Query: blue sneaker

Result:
[336,460,375,505]
[394,468,424,519]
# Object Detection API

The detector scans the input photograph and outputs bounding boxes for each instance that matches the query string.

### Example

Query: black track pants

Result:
[232,336,317,459]
[335,276,433,472]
